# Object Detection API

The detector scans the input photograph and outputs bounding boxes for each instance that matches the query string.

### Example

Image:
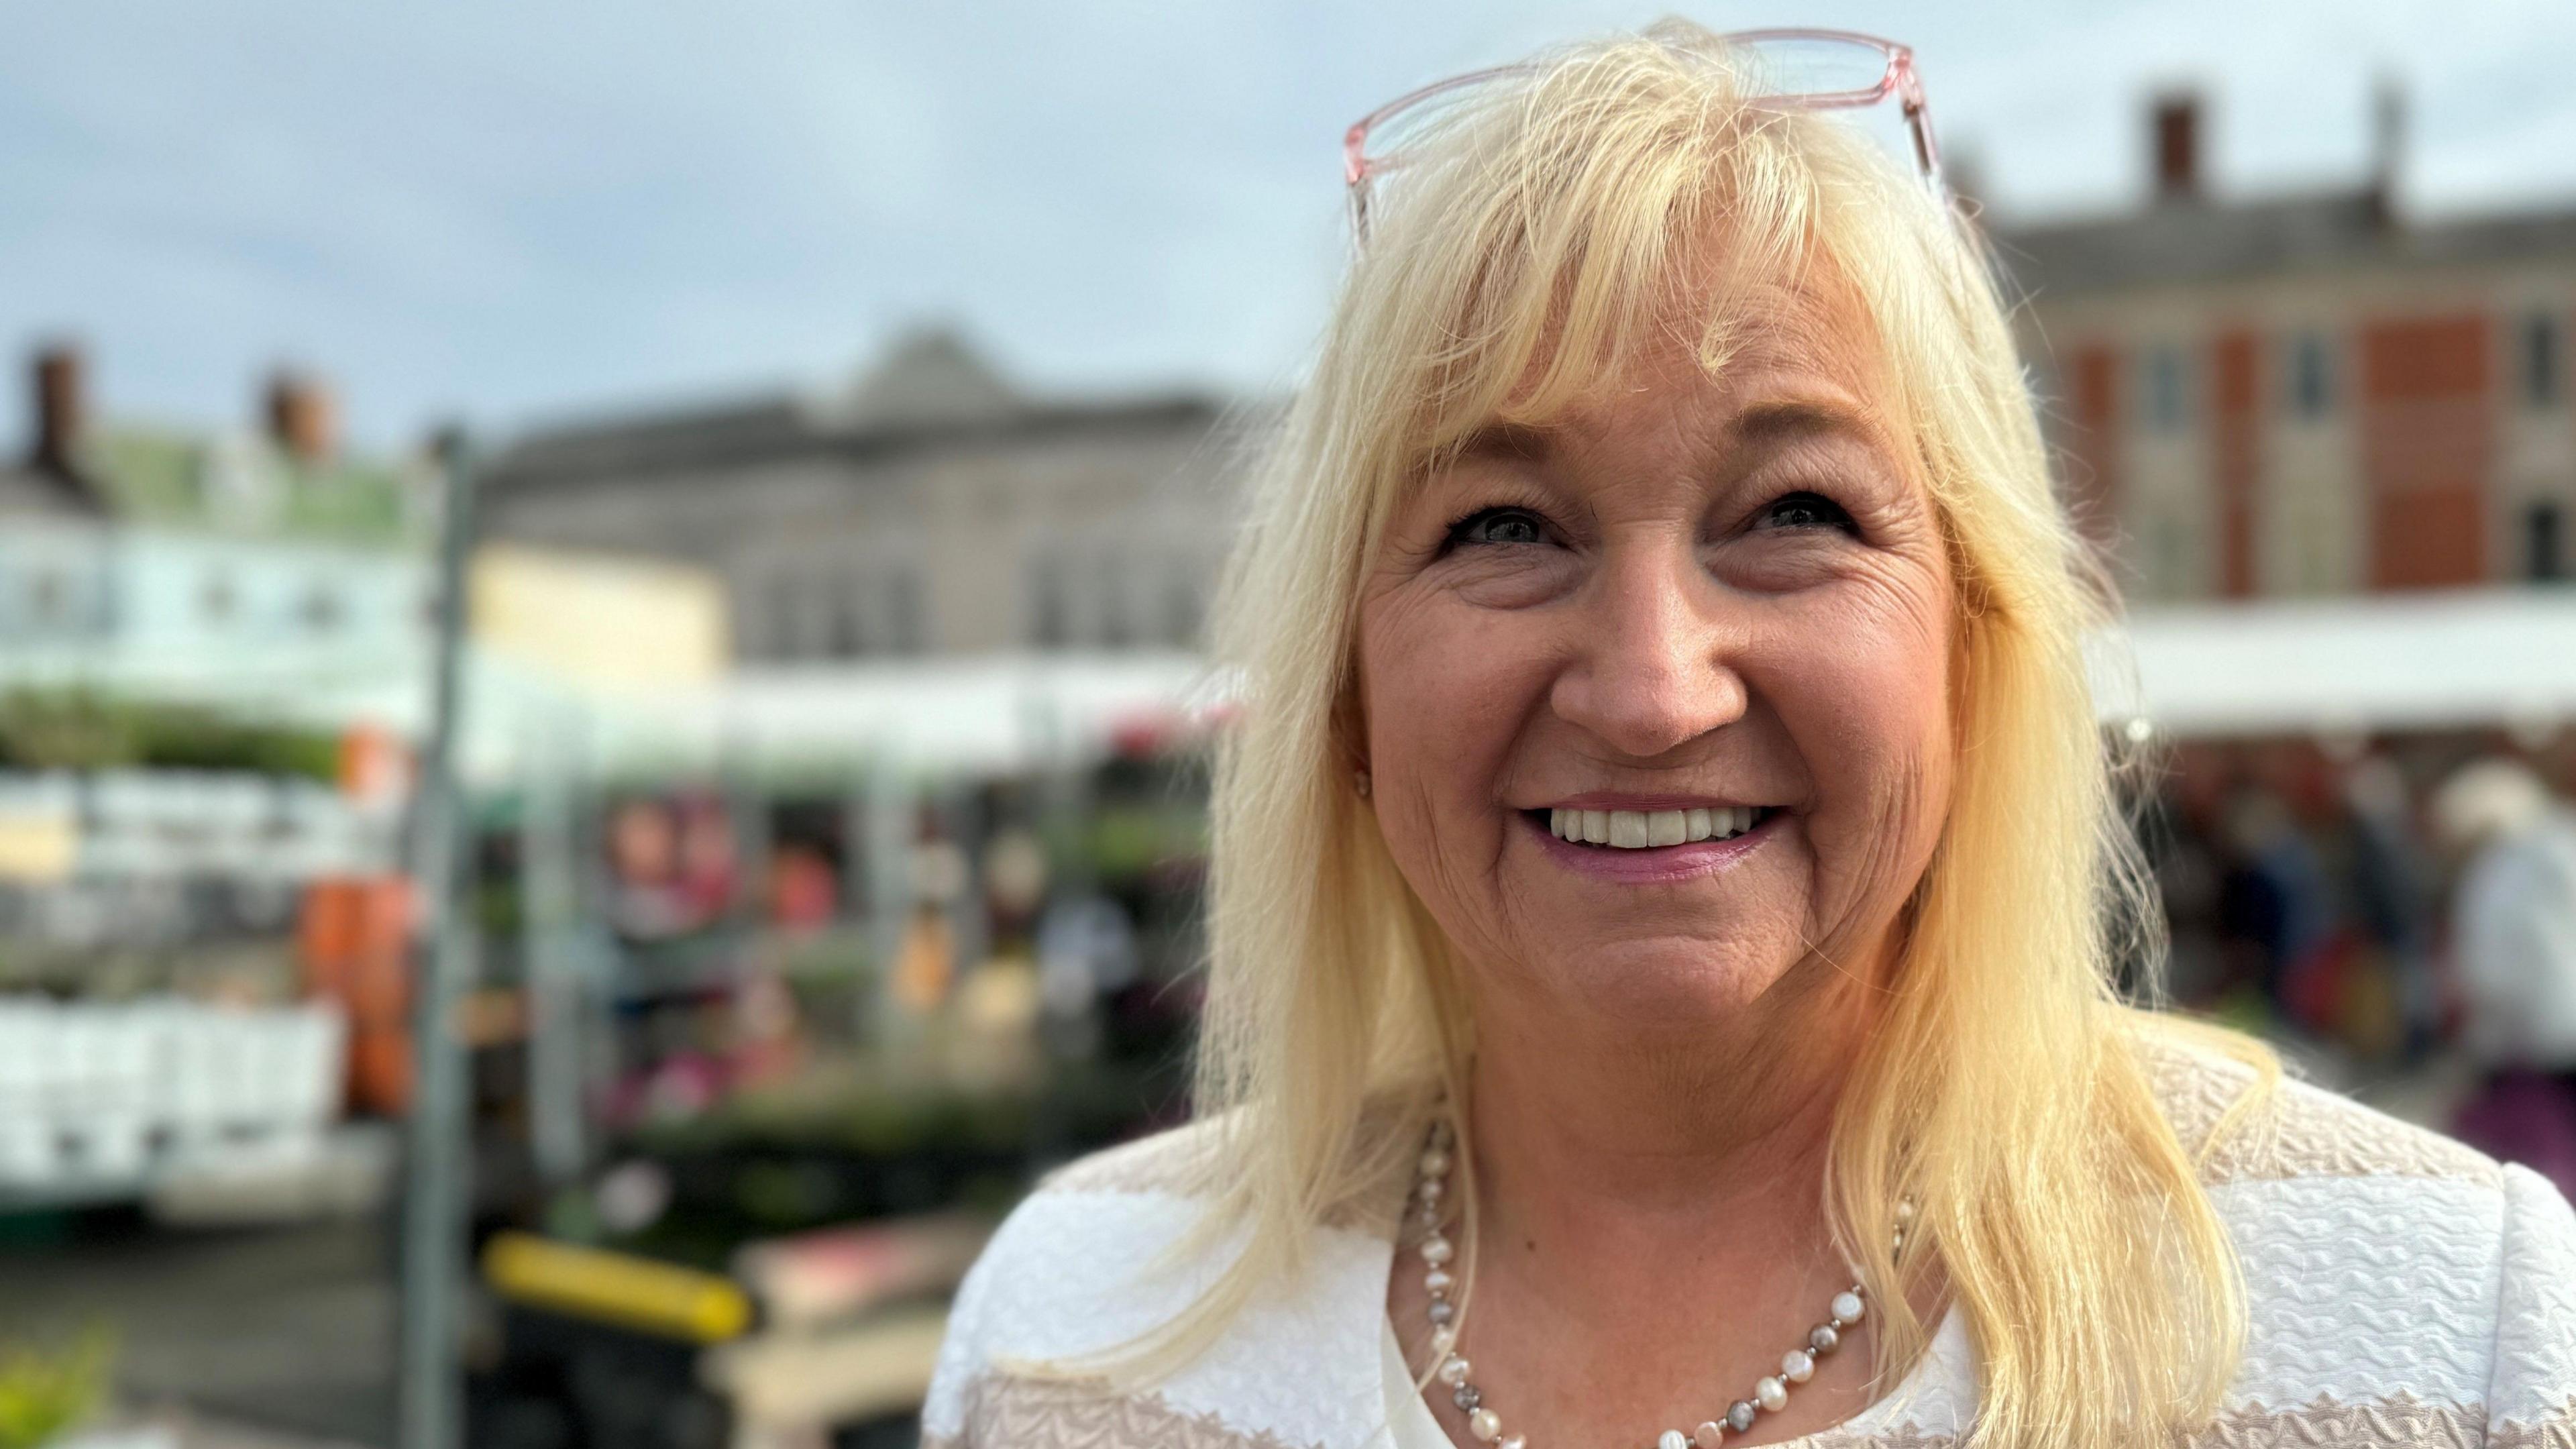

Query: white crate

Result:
[0,1118,57,1183]
[0,995,350,1203]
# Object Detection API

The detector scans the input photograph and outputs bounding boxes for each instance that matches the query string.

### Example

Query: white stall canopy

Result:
[2095,588,2576,740]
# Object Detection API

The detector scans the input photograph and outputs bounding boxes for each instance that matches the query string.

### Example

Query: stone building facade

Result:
[478,332,1248,663]
[2004,95,2576,602]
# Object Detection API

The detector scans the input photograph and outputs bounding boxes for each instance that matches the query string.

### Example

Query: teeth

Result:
[1546,806,1765,849]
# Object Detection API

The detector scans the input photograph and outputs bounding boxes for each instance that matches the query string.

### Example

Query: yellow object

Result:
[0,814,75,883]
[470,543,729,690]
[482,1232,751,1343]
[959,959,1040,1035]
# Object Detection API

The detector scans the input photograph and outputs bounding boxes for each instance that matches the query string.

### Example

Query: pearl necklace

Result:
[1406,1117,1911,1449]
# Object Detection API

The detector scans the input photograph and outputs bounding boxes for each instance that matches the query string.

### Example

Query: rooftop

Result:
[0,461,105,519]
[1996,186,2576,298]
[484,329,1228,494]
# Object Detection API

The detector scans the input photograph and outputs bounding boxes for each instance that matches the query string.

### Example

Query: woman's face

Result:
[1356,269,1956,1038]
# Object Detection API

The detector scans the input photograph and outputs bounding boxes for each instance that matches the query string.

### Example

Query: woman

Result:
[927,23,2576,1449]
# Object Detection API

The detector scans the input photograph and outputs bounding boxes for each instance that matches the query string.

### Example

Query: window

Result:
[2532,501,2567,582]
[2286,331,2332,419]
[2524,313,2564,409]
[2151,517,2194,600]
[888,572,923,654]
[301,584,343,631]
[2143,345,2190,433]
[1028,557,1069,649]
[1163,570,1201,648]
[1097,578,1132,649]
[29,568,65,625]
[765,574,803,659]
[828,578,868,659]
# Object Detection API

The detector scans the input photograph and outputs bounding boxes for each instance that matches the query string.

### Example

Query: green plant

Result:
[0,690,140,770]
[0,1328,112,1449]
[0,686,337,780]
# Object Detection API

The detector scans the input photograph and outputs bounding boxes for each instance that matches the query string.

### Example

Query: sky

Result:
[5,1,2575,453]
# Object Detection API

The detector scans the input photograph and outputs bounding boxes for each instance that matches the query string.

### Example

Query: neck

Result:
[1458,953,1879,1289]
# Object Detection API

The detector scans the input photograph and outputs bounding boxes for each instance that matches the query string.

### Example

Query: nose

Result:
[1547,541,1749,759]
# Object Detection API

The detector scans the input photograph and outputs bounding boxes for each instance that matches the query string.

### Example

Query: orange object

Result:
[301,874,416,1115]
[339,722,413,806]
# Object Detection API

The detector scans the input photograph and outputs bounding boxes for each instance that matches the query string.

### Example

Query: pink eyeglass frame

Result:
[1342,27,1942,240]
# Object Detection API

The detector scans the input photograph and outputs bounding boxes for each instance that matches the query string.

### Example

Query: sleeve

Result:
[2485,1164,2576,1443]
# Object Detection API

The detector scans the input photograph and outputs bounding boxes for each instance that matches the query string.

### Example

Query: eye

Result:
[1445,506,1552,549]
[1752,490,1855,534]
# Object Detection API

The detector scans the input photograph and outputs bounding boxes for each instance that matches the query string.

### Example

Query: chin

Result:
[1530,932,1809,1028]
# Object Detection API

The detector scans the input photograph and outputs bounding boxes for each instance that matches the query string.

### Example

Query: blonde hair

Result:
[1152,23,2269,1449]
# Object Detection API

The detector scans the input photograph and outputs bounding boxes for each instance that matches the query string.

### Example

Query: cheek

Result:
[1758,580,1955,871]
[1356,591,1552,846]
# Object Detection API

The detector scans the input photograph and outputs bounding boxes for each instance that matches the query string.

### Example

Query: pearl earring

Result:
[1354,769,1372,798]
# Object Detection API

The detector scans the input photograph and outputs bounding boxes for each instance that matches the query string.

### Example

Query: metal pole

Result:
[941,781,985,987]
[862,753,911,1046]
[727,746,770,930]
[397,430,480,1449]
[522,704,586,1188]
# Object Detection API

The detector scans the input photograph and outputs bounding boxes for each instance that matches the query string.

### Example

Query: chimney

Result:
[265,368,337,466]
[2369,76,2405,226]
[2151,92,2202,204]
[30,343,87,478]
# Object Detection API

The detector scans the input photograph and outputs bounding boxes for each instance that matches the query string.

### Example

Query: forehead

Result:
[1507,260,1908,466]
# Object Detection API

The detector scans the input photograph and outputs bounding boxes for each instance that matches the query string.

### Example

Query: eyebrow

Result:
[1727,396,1884,449]
[1445,422,1556,464]
[1438,394,1888,474]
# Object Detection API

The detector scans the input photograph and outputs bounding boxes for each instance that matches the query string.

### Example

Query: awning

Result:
[2096,588,2576,739]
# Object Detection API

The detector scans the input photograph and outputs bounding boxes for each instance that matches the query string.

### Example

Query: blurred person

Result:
[2438,757,2576,1197]
[766,841,840,930]
[927,24,2576,1449]
[672,792,739,924]
[2213,786,2331,1025]
[604,795,686,938]
[2140,748,2233,1007]
[1033,890,1138,1028]
[2341,753,2443,1061]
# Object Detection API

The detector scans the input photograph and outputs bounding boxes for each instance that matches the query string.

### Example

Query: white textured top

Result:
[925,1038,2576,1448]
[1380,1317,1455,1449]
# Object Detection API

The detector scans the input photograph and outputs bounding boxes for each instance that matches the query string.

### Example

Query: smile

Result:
[1542,805,1773,849]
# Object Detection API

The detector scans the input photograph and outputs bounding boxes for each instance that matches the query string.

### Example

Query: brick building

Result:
[2002,93,2576,601]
